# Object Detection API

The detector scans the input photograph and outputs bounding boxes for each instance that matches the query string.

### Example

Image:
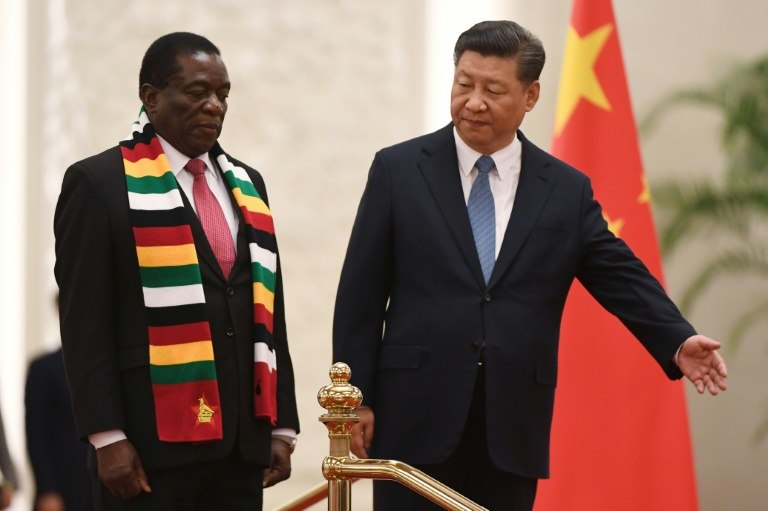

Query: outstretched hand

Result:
[677,334,728,395]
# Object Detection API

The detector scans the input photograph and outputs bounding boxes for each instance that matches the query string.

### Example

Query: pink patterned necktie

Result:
[184,159,236,279]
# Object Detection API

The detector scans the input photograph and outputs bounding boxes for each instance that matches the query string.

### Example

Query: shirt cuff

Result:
[89,429,127,449]
[271,428,297,439]
[673,341,686,367]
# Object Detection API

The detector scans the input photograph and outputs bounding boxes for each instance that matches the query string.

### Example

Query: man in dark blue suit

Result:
[332,20,728,511]
[26,346,92,511]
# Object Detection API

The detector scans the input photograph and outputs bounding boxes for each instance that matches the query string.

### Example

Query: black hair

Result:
[138,32,221,93]
[453,20,545,84]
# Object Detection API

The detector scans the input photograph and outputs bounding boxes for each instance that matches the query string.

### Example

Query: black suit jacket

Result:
[333,125,694,479]
[54,145,299,470]
[25,348,92,510]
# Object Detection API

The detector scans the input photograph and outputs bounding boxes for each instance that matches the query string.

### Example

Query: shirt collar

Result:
[157,135,217,180]
[453,127,521,180]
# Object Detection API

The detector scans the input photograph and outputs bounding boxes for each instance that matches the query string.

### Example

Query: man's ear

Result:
[525,80,541,112]
[139,83,158,114]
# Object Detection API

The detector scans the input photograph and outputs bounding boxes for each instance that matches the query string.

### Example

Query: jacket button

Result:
[226,287,235,297]
[470,341,480,351]
[225,328,235,337]
[483,293,492,303]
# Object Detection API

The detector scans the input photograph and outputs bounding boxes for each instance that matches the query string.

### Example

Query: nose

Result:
[203,94,225,114]
[465,90,487,112]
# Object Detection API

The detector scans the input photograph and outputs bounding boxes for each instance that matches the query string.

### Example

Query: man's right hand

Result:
[350,406,375,459]
[96,439,152,499]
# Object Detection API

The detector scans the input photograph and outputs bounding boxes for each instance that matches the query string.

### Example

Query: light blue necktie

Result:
[468,155,496,284]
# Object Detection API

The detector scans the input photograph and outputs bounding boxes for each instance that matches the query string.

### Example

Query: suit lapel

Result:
[488,132,556,288]
[418,124,486,287]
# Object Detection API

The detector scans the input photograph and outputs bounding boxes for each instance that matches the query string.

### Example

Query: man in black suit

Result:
[26,346,92,511]
[332,20,727,510]
[55,32,299,510]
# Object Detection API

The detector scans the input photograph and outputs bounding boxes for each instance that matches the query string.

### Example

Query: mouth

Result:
[462,118,488,128]
[195,122,220,134]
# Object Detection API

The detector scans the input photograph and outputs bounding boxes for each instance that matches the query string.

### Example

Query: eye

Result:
[187,89,208,100]
[487,88,503,95]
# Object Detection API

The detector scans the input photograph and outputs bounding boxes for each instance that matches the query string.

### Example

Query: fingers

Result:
[263,464,291,488]
[713,353,728,379]
[693,362,728,395]
[698,337,721,351]
[362,420,374,452]
[105,473,142,499]
[263,439,292,488]
[708,366,728,394]
[685,334,720,351]
[136,465,152,494]
[713,372,728,392]
[706,353,728,394]
[349,423,368,459]
[703,373,718,395]
[350,407,375,458]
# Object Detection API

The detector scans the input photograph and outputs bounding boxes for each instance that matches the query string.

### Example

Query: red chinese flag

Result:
[534,1,698,509]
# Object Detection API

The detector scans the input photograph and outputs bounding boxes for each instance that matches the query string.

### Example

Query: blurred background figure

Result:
[0,399,19,510]
[25,343,92,511]
[24,294,91,511]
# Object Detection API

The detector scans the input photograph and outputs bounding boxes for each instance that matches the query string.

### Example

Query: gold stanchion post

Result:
[317,362,362,511]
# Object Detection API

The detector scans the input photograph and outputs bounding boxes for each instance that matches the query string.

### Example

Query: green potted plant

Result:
[641,54,768,440]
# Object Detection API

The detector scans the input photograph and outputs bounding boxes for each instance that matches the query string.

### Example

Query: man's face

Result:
[141,51,230,158]
[450,51,540,155]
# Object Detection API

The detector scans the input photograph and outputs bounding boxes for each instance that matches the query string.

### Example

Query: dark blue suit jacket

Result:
[25,348,93,510]
[333,124,694,479]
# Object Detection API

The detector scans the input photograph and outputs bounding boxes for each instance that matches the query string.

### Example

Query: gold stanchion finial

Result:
[317,362,362,418]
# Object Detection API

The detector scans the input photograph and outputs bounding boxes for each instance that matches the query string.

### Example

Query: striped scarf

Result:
[120,109,278,442]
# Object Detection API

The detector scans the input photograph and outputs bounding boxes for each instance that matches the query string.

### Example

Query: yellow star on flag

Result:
[603,211,624,237]
[638,175,651,205]
[554,23,614,135]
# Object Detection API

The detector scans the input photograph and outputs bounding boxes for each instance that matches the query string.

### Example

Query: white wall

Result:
[0,0,29,509]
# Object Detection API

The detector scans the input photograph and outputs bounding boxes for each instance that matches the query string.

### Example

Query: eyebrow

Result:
[183,79,231,89]
[456,71,506,86]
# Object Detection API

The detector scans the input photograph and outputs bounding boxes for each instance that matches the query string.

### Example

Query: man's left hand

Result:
[263,437,292,488]
[677,334,728,395]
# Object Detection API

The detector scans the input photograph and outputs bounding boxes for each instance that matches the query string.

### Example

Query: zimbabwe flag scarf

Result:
[120,108,278,442]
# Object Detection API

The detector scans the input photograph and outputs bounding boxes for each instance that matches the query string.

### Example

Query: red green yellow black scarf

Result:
[120,109,278,442]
